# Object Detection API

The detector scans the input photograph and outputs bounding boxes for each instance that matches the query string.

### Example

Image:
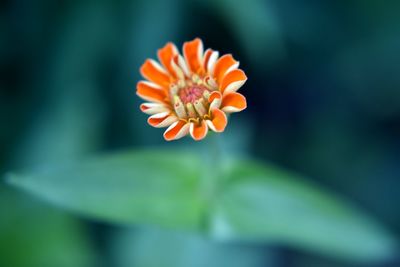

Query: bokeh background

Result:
[1,0,400,266]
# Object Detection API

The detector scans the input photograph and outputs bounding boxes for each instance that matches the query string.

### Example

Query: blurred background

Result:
[1,0,400,266]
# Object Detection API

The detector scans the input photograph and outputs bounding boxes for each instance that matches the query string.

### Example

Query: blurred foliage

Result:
[1,0,400,267]
[110,227,275,267]
[9,150,204,229]
[8,149,397,262]
[0,186,94,267]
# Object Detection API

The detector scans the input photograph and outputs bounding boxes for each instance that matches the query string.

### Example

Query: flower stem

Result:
[200,132,225,234]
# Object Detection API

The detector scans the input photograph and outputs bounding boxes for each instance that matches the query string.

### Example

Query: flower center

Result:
[169,79,212,121]
[179,85,207,104]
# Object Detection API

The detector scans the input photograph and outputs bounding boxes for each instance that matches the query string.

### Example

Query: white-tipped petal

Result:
[223,80,246,95]
[210,97,222,110]
[149,59,168,74]
[208,91,222,110]
[164,121,190,140]
[148,112,178,128]
[222,106,242,113]
[140,80,163,89]
[174,123,190,139]
[206,120,217,132]
[177,55,190,77]
[206,108,227,133]
[220,92,247,114]
[207,51,219,75]
[140,103,169,115]
[157,115,178,128]
[171,58,185,80]
[136,80,166,103]
[198,40,204,66]
[225,61,240,74]
[150,111,170,118]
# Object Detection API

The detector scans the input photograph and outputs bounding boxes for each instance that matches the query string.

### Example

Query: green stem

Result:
[200,133,224,234]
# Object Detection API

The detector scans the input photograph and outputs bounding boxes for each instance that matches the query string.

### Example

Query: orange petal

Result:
[190,120,208,141]
[202,49,213,72]
[207,108,227,132]
[183,38,203,74]
[213,54,239,85]
[206,51,219,75]
[136,81,167,103]
[157,42,179,77]
[148,112,178,128]
[221,69,247,94]
[221,92,247,113]
[172,54,190,77]
[163,120,190,141]
[208,91,221,103]
[208,91,222,110]
[140,59,171,88]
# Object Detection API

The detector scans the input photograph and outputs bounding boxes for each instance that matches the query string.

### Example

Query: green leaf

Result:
[212,160,397,262]
[8,150,205,230]
[7,149,397,262]
[0,187,94,267]
[110,227,274,267]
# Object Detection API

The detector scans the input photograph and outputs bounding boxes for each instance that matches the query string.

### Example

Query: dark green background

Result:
[1,0,400,266]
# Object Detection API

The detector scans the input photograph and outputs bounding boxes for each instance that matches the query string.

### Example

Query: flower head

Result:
[137,38,247,141]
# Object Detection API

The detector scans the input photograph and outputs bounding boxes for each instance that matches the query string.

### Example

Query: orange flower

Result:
[137,38,247,141]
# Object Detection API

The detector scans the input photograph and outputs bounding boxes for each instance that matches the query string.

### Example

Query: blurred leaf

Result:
[0,186,94,267]
[212,160,397,262]
[7,149,397,262]
[110,227,274,267]
[8,150,205,230]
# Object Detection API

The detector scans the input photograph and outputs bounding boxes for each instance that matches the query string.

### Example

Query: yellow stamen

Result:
[173,96,187,119]
[186,103,197,118]
[193,99,207,116]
